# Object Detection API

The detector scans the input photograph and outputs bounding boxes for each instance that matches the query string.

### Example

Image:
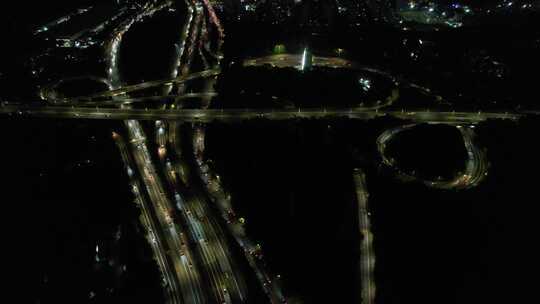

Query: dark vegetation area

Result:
[0,118,164,303]
[213,65,396,109]
[385,123,468,180]
[205,116,539,303]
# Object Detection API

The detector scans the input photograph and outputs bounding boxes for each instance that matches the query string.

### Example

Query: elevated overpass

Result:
[0,104,525,124]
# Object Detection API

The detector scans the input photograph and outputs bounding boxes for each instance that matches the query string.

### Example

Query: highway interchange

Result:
[102,1,283,303]
[106,1,250,303]
[376,124,489,190]
[0,103,525,124]
[4,1,539,303]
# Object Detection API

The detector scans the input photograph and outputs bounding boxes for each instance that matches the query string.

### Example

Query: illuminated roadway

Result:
[10,0,539,303]
[113,132,184,304]
[150,4,278,301]
[126,119,208,304]
[0,104,524,124]
[105,2,210,303]
[156,124,249,303]
[376,124,489,190]
[353,168,376,304]
[192,125,288,304]
[78,68,220,102]
[108,1,247,303]
[153,2,249,302]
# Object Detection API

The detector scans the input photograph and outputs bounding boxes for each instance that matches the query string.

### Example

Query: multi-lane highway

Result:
[153,2,255,301]
[0,103,524,124]
[191,125,288,304]
[107,1,252,303]
[151,2,285,301]
[10,0,538,303]
[157,121,249,304]
[106,2,213,303]
[154,3,251,300]
[126,119,209,304]
[113,131,185,304]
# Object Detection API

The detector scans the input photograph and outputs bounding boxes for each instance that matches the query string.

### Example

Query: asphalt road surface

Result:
[376,124,488,190]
